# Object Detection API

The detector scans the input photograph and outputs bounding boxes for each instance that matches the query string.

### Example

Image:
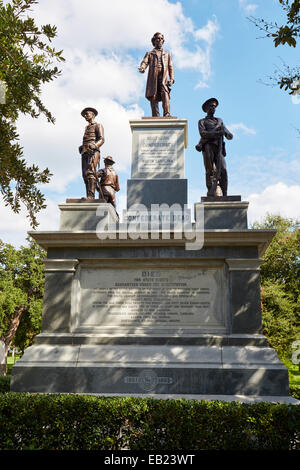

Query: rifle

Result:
[81,144,105,200]
[90,151,104,200]
[207,127,224,197]
[216,135,224,182]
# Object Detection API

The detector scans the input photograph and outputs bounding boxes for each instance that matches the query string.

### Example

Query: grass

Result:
[286,361,300,387]
[6,352,22,375]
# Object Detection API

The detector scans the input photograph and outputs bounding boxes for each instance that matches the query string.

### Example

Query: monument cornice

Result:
[28,229,276,256]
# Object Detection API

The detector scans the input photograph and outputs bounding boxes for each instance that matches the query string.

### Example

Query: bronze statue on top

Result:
[139,32,174,117]
[79,107,104,199]
[195,98,233,197]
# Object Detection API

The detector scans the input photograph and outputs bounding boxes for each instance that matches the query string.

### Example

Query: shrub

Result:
[0,394,299,450]
[290,385,300,400]
[0,376,10,393]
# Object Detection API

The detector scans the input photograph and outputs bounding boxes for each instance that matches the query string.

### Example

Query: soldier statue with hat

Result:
[98,156,120,210]
[195,98,233,197]
[79,107,105,199]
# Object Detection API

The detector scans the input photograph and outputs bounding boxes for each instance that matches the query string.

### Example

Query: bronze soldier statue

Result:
[139,32,174,117]
[98,156,120,209]
[79,107,104,199]
[195,98,233,197]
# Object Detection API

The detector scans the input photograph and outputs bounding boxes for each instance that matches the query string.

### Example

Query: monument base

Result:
[11,337,292,400]
[59,202,118,231]
[127,179,188,210]
[201,195,241,202]
[10,200,297,404]
[195,198,249,230]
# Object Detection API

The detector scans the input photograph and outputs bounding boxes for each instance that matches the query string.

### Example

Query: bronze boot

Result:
[87,178,96,199]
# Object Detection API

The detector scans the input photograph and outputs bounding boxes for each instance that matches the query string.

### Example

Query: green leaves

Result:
[0,0,64,227]
[252,214,300,360]
[0,238,45,356]
[0,395,299,450]
[248,0,300,99]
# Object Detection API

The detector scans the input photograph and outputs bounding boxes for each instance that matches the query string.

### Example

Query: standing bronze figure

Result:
[98,156,120,209]
[139,32,174,117]
[196,98,233,197]
[79,107,105,199]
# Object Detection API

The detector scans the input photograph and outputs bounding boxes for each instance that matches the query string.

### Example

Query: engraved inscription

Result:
[78,267,225,328]
[138,132,178,174]
[124,370,173,392]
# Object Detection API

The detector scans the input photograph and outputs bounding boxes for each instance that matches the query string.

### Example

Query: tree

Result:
[0,237,45,375]
[0,0,64,227]
[252,214,300,360]
[248,0,300,95]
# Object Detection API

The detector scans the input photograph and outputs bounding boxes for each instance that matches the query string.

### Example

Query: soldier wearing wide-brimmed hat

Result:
[81,107,98,117]
[195,98,233,197]
[79,107,105,199]
[98,156,120,209]
[202,97,219,113]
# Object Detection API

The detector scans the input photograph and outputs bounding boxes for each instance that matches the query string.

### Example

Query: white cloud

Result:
[227,122,256,136]
[12,0,220,196]
[239,0,258,15]
[247,182,300,225]
[193,16,219,45]
[230,149,300,196]
[32,0,219,82]
[194,81,210,90]
[60,51,143,105]
[291,94,300,105]
[98,99,144,173]
[0,198,60,247]
[17,77,144,193]
[172,15,219,76]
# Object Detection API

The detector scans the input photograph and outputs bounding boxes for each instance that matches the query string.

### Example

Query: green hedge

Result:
[0,393,299,450]
[290,385,300,400]
[0,376,10,393]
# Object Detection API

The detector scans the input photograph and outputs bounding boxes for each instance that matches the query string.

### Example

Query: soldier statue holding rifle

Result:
[79,107,105,200]
[195,98,233,197]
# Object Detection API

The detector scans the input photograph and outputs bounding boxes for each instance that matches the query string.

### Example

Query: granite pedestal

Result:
[10,118,297,403]
[10,202,296,402]
[127,118,188,211]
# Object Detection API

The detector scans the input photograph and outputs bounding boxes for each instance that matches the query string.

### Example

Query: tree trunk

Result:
[0,305,27,376]
[0,341,6,376]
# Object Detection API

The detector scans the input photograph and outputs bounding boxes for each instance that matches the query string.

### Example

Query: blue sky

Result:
[1,0,299,245]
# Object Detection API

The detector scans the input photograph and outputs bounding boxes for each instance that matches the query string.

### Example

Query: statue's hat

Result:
[104,155,115,164]
[202,98,218,113]
[81,107,98,117]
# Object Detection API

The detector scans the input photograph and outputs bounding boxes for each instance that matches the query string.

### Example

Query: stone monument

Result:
[10,88,296,403]
[127,117,188,227]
